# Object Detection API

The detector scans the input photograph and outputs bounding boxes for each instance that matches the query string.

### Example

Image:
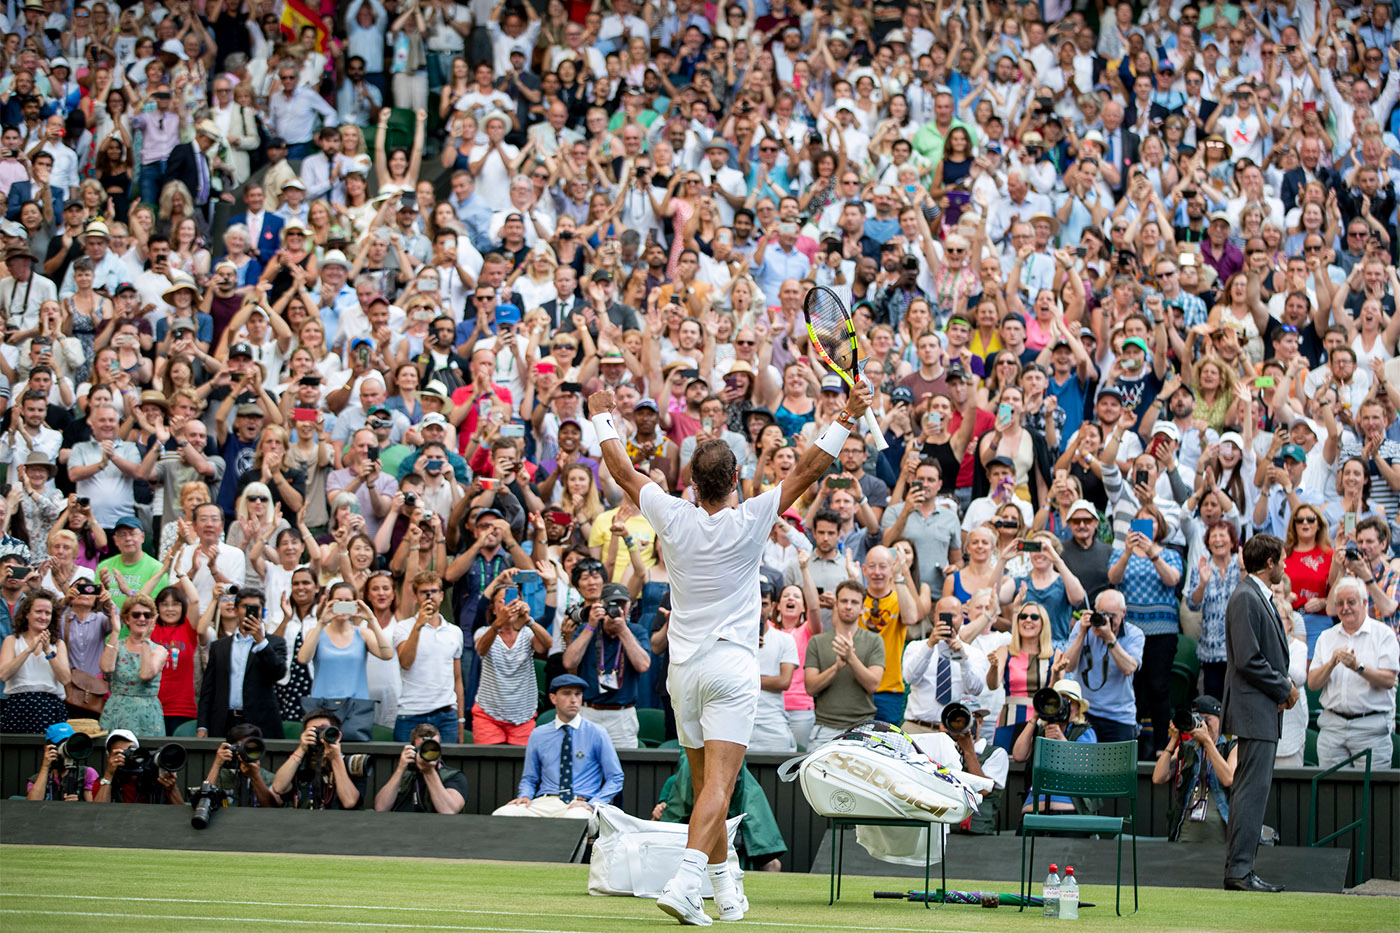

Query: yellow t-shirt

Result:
[588,508,658,582]
[862,590,906,694]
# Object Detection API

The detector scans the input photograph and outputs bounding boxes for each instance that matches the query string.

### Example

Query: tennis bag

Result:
[588,804,744,899]
[778,721,991,824]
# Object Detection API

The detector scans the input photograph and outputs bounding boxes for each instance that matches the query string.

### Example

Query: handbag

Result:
[301,696,376,741]
[66,668,109,715]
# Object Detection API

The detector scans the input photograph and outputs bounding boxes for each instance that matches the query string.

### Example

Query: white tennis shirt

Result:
[638,482,783,665]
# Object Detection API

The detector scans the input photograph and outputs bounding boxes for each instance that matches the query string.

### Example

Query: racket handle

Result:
[863,409,888,450]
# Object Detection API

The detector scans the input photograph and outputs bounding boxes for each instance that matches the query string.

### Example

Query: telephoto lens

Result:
[155,743,187,773]
[417,738,442,763]
[233,736,265,765]
[57,732,94,761]
[940,702,974,736]
[318,725,342,746]
[1032,687,1072,725]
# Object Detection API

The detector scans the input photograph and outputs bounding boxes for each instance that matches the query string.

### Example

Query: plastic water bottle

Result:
[1041,863,1060,918]
[1059,866,1079,920]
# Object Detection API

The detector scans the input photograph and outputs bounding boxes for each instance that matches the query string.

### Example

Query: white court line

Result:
[0,909,586,932]
[0,892,985,933]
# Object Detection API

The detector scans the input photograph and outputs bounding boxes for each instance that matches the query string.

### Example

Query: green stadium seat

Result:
[1305,686,1323,730]
[171,720,198,737]
[283,720,303,740]
[1019,739,1138,917]
[1304,728,1319,767]
[658,738,681,749]
[372,724,394,742]
[537,709,556,727]
[638,708,666,747]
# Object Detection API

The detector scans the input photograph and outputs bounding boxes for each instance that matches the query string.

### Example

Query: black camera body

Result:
[1090,611,1111,628]
[1173,707,1203,735]
[1345,545,1362,563]
[403,492,417,510]
[189,782,228,829]
[604,601,625,619]
[231,736,265,768]
[940,701,974,736]
[315,725,342,746]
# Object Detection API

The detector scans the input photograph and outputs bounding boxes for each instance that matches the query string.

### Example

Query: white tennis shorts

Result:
[668,639,759,749]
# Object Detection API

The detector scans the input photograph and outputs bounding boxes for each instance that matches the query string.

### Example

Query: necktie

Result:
[935,655,953,705]
[558,726,574,803]
[196,150,209,204]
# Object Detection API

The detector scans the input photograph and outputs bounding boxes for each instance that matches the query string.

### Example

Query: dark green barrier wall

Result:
[1,735,1393,880]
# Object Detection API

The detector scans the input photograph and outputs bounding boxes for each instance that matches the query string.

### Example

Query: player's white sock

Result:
[677,848,708,889]
[707,863,735,902]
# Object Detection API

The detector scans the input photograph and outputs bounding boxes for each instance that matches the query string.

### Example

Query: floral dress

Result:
[1184,558,1240,664]
[276,621,316,723]
[99,642,164,736]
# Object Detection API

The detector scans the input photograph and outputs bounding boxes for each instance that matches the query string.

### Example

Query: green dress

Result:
[658,755,787,868]
[99,642,165,736]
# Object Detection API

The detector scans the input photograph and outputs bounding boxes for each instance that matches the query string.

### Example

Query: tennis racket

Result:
[802,285,888,450]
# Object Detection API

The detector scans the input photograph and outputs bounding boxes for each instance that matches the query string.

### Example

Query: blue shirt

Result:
[574,622,650,706]
[752,244,811,302]
[518,716,624,806]
[863,217,900,244]
[229,633,269,710]
[1069,622,1145,726]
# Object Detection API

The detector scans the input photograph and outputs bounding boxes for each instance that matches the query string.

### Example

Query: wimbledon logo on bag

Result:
[818,751,951,818]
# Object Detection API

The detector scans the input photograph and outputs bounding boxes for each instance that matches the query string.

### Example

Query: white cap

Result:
[1219,431,1245,450]
[160,38,188,61]
[1067,499,1099,521]
[1151,421,1181,441]
[421,412,449,427]
[106,729,139,749]
[320,249,349,269]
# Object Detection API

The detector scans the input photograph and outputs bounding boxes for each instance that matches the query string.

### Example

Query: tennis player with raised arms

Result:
[587,379,872,925]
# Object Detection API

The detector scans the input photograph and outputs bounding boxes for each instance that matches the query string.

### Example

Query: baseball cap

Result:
[113,516,143,530]
[819,374,846,393]
[1281,443,1307,462]
[1219,431,1245,450]
[106,729,139,749]
[46,722,76,744]
[421,381,450,401]
[1193,695,1222,718]
[1067,499,1098,521]
[367,405,390,417]
[1151,421,1181,442]
[601,582,631,603]
[987,456,1016,470]
[1209,211,1231,224]
[421,412,448,427]
[1097,385,1124,401]
[229,342,254,358]
[633,398,659,411]
[549,674,589,692]
[235,403,265,417]
[495,303,521,326]
[1121,336,1150,355]
[591,269,613,282]
[889,385,914,405]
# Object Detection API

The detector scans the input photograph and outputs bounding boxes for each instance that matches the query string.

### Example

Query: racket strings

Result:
[805,292,856,370]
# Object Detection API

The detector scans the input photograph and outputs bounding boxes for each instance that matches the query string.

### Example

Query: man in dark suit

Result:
[228,183,283,265]
[5,149,63,220]
[1222,534,1299,893]
[1280,137,1338,213]
[196,587,288,742]
[164,120,226,224]
[537,264,582,331]
[1098,100,1140,198]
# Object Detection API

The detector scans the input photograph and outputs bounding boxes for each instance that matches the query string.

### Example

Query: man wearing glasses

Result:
[266,65,338,161]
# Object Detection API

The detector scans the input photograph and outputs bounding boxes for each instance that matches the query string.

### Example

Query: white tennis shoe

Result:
[716,892,749,922]
[658,879,713,926]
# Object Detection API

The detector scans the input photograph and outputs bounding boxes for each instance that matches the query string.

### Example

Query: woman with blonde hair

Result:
[306,200,335,252]
[238,425,306,515]
[339,124,368,160]
[159,480,210,553]
[169,216,210,283]
[557,463,604,543]
[988,601,1064,751]
[511,244,560,311]
[1206,272,1267,365]
[157,180,199,236]
[63,257,112,384]
[227,481,291,554]
[1185,356,1241,431]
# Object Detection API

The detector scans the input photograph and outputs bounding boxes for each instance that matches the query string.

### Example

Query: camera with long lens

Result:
[940,702,974,736]
[1032,687,1072,725]
[315,725,342,746]
[1173,707,1203,736]
[189,782,228,829]
[116,743,188,800]
[56,732,94,764]
[231,736,265,767]
[415,738,442,764]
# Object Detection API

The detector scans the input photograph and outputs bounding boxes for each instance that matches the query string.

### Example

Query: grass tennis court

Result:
[0,845,1390,932]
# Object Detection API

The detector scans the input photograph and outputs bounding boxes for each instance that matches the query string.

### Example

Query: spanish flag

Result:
[280,0,328,54]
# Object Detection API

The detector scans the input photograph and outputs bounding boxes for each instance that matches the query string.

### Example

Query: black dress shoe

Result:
[1224,873,1284,892]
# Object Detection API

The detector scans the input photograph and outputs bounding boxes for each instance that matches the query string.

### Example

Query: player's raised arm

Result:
[589,389,656,508]
[777,381,873,514]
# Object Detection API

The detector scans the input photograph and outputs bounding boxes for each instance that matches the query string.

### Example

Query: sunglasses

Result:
[128,610,153,620]
[1295,515,1318,524]
[1017,612,1040,621]
[735,338,756,346]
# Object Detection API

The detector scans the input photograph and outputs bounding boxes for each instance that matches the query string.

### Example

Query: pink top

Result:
[781,623,815,711]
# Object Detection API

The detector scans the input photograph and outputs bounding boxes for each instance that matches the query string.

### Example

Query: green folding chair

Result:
[637,708,667,747]
[1018,738,1139,916]
[537,709,557,727]
[1304,728,1320,766]
[283,720,304,740]
[372,724,395,742]
[171,719,199,737]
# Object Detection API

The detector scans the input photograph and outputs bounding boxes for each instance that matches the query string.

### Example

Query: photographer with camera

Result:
[474,568,553,745]
[196,587,288,742]
[1151,696,1237,843]
[374,723,468,814]
[200,723,281,808]
[561,581,651,751]
[901,596,990,736]
[1059,589,1144,745]
[25,722,97,801]
[93,730,186,805]
[1012,679,1098,814]
[271,708,367,809]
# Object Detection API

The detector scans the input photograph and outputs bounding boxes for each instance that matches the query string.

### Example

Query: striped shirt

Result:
[473,625,539,725]
[1336,438,1400,521]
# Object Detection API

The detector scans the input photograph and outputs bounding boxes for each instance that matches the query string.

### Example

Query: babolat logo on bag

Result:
[818,750,951,818]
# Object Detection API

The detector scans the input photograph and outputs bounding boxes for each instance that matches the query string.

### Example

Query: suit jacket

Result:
[538,290,583,332]
[1222,577,1293,741]
[229,211,284,265]
[1104,129,1141,196]
[164,142,208,207]
[198,633,288,741]
[5,180,63,221]
[1281,166,1338,213]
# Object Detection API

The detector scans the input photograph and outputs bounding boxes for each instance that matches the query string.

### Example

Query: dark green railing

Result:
[1308,748,1371,886]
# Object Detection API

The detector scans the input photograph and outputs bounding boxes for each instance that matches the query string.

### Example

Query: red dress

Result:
[150,620,198,719]
[1284,546,1333,608]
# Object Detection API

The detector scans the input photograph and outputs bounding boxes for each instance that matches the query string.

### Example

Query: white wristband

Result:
[816,420,851,458]
[591,413,620,444]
